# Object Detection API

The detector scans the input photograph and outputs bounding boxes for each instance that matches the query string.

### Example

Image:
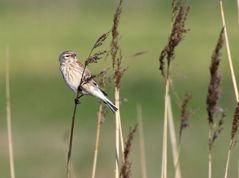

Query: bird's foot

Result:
[74,98,80,104]
[74,94,83,104]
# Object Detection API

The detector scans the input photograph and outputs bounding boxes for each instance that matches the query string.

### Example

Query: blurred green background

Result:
[1,0,239,177]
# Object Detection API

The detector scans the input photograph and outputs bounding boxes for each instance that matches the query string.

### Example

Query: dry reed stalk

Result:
[225,102,239,178]
[67,99,79,178]
[111,0,126,177]
[237,0,239,26]
[219,0,239,102]
[161,80,169,178]
[159,1,189,178]
[66,32,110,178]
[115,87,121,178]
[91,69,108,178]
[136,104,148,178]
[206,28,225,178]
[167,96,181,178]
[91,103,104,178]
[5,47,16,178]
[120,125,137,178]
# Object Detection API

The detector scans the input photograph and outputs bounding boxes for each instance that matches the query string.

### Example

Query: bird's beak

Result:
[71,53,76,58]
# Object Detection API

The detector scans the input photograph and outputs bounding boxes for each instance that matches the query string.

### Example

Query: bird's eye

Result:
[65,55,70,58]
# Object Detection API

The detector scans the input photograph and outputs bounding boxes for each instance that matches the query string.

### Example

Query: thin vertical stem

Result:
[137,104,148,178]
[119,116,125,156]
[5,47,16,178]
[224,141,232,178]
[161,78,169,178]
[167,96,181,178]
[237,0,239,26]
[67,94,79,178]
[91,104,104,178]
[219,0,239,102]
[115,87,120,178]
[208,151,212,178]
[208,128,212,178]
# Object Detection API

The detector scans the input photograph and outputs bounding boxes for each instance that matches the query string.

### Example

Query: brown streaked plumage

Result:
[59,50,117,112]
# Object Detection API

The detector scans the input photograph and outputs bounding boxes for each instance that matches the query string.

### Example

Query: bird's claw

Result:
[74,98,80,104]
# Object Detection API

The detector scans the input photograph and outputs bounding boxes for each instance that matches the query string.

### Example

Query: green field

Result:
[1,0,239,178]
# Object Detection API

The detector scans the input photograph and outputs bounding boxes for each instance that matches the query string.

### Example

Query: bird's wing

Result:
[76,61,92,78]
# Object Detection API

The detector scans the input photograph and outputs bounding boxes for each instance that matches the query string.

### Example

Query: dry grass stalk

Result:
[167,96,181,178]
[206,28,225,178]
[179,93,192,143]
[111,0,126,177]
[237,0,239,26]
[5,47,16,178]
[219,0,239,102]
[224,102,239,178]
[159,1,190,178]
[91,103,104,178]
[137,105,148,178]
[120,125,137,178]
[67,32,110,178]
[161,80,169,178]
[91,69,108,178]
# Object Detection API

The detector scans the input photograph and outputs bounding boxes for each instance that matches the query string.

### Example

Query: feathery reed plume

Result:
[111,0,126,177]
[159,0,190,77]
[179,93,192,142]
[219,0,239,102]
[230,102,239,148]
[207,28,224,125]
[67,32,110,178]
[206,28,225,178]
[159,1,190,178]
[207,28,225,149]
[120,125,137,178]
[137,105,148,178]
[5,47,16,178]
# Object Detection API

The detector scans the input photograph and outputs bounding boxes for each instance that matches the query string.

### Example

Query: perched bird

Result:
[59,50,117,112]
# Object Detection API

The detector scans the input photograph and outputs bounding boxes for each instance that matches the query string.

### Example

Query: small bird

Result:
[59,50,117,112]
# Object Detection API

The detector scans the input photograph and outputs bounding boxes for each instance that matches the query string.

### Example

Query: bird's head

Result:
[59,51,77,64]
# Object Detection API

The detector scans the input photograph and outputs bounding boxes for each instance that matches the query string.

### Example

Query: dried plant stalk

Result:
[206,28,225,178]
[5,47,16,178]
[167,96,181,178]
[159,1,190,178]
[91,103,104,178]
[111,0,126,177]
[137,105,148,178]
[120,125,137,178]
[219,0,239,102]
[224,102,239,178]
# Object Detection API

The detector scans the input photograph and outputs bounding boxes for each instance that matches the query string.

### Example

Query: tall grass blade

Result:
[5,47,16,178]
[137,104,148,178]
[167,96,181,178]
[219,0,239,102]
[91,103,104,178]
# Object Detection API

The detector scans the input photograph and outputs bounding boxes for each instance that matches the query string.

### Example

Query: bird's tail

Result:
[103,99,118,113]
[93,88,118,113]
